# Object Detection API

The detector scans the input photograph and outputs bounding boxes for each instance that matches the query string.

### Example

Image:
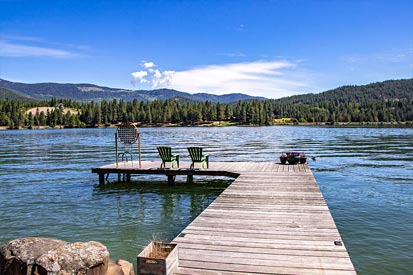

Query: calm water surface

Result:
[0,126,412,274]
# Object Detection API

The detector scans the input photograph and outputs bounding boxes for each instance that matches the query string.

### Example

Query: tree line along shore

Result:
[1,96,413,130]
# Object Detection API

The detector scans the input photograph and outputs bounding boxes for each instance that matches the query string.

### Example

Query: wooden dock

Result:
[92,161,356,274]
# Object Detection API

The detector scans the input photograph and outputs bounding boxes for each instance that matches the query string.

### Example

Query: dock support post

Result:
[126,174,131,182]
[99,174,105,185]
[168,175,175,185]
[186,175,193,183]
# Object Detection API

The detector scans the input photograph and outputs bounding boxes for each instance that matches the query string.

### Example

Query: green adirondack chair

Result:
[157,146,179,169]
[188,147,209,169]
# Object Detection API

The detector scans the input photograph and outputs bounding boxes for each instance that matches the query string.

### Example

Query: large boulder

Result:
[0,237,68,275]
[0,238,112,275]
[33,241,110,275]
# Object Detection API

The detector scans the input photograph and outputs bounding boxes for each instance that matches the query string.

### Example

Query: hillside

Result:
[0,79,265,103]
[0,87,33,101]
[276,79,413,105]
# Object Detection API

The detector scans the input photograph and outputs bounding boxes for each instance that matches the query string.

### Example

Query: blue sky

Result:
[1,0,412,99]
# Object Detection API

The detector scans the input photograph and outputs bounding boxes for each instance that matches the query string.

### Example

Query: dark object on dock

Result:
[287,153,300,164]
[284,152,308,164]
[299,153,307,164]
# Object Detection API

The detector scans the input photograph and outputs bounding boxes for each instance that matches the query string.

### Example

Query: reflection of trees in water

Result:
[161,193,175,221]
[93,179,231,236]
[190,192,207,219]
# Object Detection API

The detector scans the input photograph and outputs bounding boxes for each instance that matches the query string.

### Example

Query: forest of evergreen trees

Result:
[1,94,413,129]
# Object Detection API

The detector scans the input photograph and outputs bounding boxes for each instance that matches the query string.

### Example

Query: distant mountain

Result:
[276,79,413,105]
[2,78,411,106]
[0,79,265,103]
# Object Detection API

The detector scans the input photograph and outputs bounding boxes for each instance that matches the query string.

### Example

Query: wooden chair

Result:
[188,147,209,169]
[157,146,179,169]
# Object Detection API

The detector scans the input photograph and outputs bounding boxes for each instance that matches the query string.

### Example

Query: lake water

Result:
[0,126,412,274]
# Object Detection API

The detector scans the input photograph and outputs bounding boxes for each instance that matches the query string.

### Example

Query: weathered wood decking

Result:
[91,161,309,184]
[92,161,356,274]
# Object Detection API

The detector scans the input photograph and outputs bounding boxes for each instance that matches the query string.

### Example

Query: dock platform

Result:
[92,161,356,274]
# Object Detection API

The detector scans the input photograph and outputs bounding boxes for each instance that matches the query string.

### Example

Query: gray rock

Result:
[0,237,68,275]
[34,241,109,275]
[0,238,112,275]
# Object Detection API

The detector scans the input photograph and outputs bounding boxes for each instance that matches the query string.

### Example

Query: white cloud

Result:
[0,40,77,58]
[142,61,155,68]
[131,70,148,86]
[153,69,162,78]
[152,70,175,87]
[131,60,314,98]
